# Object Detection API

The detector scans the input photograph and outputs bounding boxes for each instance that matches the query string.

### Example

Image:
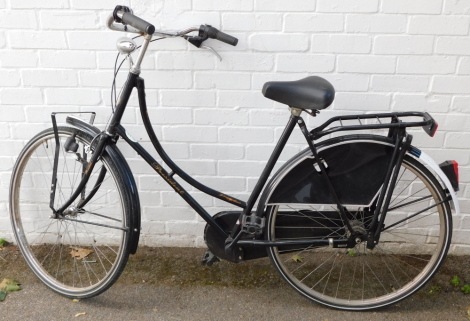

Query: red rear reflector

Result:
[431,121,438,137]
[451,160,459,183]
[439,160,459,191]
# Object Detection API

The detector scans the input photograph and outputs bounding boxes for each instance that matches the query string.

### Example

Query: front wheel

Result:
[265,141,452,310]
[10,127,133,298]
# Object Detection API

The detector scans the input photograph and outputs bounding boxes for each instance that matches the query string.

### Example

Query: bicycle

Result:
[9,5,460,311]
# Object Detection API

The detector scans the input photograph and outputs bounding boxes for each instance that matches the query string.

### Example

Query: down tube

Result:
[136,77,246,209]
[115,125,228,239]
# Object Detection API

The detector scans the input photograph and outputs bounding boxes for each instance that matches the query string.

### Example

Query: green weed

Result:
[0,239,8,248]
[429,285,442,295]
[461,284,470,294]
[451,275,461,287]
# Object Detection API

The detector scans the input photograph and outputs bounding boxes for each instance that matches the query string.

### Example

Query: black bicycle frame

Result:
[51,71,435,250]
[117,74,301,241]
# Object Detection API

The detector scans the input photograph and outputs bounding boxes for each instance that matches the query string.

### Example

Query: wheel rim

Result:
[267,158,451,309]
[10,129,129,296]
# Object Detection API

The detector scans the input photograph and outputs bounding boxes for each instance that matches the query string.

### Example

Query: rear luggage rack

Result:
[310,112,438,140]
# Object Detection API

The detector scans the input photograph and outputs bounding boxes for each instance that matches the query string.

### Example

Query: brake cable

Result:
[110,36,165,113]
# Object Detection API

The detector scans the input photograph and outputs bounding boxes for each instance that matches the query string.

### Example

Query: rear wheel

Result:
[266,142,452,310]
[10,127,132,298]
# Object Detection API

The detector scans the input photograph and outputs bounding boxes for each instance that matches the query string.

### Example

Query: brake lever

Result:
[201,45,222,61]
[185,36,223,61]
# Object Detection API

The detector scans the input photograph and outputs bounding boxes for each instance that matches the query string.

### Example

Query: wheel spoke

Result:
[266,145,451,310]
[11,128,130,298]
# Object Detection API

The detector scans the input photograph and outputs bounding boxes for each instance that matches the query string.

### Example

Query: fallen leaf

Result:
[3,284,20,292]
[467,306,470,320]
[291,254,303,263]
[0,279,21,291]
[0,279,21,302]
[70,247,93,260]
[72,299,80,302]
[75,312,86,317]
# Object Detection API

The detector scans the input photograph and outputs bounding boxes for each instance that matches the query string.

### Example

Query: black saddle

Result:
[262,76,335,110]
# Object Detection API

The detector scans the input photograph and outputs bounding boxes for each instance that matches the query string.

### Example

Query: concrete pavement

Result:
[1,246,469,320]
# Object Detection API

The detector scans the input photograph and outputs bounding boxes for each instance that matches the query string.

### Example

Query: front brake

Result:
[184,35,223,61]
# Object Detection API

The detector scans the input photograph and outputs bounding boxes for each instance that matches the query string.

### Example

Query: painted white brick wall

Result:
[1,0,470,252]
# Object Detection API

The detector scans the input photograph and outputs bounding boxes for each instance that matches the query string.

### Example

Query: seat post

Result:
[290,107,303,117]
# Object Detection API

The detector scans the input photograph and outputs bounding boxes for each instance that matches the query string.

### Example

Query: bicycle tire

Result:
[265,135,452,310]
[10,126,133,298]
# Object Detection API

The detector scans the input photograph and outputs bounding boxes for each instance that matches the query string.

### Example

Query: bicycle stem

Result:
[131,34,152,75]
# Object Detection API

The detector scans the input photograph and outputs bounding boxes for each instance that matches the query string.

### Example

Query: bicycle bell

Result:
[116,37,137,54]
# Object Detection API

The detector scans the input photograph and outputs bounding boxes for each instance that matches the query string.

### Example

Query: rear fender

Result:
[419,152,460,215]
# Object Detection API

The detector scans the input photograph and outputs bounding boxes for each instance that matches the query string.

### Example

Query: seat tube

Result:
[246,112,298,215]
[228,111,298,239]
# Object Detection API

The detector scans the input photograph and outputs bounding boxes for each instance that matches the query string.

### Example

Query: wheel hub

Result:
[63,206,80,218]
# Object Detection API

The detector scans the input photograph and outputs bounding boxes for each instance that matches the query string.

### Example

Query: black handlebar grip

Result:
[121,12,155,35]
[206,26,238,46]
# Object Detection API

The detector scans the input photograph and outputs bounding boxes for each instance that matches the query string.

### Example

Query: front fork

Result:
[49,125,110,217]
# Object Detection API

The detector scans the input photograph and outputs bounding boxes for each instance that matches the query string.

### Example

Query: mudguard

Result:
[66,117,141,254]
[419,152,460,215]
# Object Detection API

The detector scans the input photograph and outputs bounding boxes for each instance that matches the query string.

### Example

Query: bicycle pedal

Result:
[201,249,220,266]
[241,215,264,235]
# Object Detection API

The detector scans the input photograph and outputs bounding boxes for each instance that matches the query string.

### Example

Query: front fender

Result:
[66,116,141,254]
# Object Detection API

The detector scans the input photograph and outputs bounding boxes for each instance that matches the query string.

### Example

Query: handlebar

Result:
[109,5,238,47]
[200,25,238,46]
[120,11,155,35]
[108,5,237,73]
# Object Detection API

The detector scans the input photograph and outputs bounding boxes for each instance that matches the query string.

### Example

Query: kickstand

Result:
[201,249,220,266]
